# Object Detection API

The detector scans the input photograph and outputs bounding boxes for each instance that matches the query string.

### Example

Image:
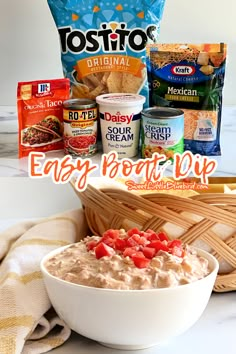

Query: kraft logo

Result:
[38,83,51,94]
[171,65,196,76]
[104,112,133,124]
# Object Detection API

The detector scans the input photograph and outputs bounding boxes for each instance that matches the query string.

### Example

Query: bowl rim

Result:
[40,243,219,294]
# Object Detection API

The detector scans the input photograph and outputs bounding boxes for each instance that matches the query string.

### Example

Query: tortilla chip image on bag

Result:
[47,0,166,106]
[147,43,227,156]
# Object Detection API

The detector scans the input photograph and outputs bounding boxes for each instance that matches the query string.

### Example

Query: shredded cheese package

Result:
[47,0,166,107]
[147,43,227,155]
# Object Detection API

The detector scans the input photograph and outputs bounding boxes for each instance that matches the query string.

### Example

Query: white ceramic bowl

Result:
[40,246,219,350]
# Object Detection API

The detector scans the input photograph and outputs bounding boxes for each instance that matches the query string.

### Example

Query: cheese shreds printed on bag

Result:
[147,43,227,155]
[47,0,166,106]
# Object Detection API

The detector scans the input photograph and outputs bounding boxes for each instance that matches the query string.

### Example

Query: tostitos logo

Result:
[58,22,158,54]
[171,65,196,76]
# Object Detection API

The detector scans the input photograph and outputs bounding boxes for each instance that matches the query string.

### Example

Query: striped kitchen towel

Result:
[0,209,89,354]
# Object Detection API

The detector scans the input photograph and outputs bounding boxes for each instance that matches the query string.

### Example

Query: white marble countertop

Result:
[1,105,236,177]
[0,178,235,354]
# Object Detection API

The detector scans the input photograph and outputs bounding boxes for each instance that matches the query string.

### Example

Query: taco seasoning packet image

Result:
[47,0,166,106]
[17,78,70,158]
[147,43,227,155]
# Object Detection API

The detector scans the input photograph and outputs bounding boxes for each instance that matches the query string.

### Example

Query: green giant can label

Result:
[141,107,184,160]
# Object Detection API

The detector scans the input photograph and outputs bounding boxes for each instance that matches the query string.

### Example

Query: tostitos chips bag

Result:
[47,0,166,106]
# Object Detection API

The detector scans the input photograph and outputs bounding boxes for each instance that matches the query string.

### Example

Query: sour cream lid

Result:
[96,93,146,106]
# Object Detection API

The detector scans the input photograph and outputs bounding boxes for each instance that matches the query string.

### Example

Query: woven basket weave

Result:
[73,183,236,293]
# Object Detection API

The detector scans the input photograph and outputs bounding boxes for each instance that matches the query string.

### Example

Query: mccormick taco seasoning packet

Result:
[147,43,227,155]
[47,0,166,107]
[17,78,70,158]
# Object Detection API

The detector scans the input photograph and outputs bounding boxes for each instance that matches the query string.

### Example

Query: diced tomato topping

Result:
[146,233,160,241]
[139,236,149,246]
[143,247,156,259]
[100,236,115,247]
[131,234,142,243]
[168,239,182,248]
[126,234,148,247]
[114,238,127,251]
[102,229,120,239]
[94,242,115,259]
[146,229,155,234]
[126,235,139,247]
[147,240,169,252]
[127,227,141,237]
[87,228,185,267]
[132,251,145,258]
[139,231,153,239]
[170,246,184,258]
[86,240,98,251]
[132,254,150,268]
[123,247,138,257]
[157,232,169,242]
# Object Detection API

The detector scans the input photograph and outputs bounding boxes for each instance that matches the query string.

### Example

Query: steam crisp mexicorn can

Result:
[63,98,97,157]
[141,107,184,160]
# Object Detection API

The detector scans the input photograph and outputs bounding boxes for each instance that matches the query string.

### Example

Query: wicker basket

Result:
[72,182,236,293]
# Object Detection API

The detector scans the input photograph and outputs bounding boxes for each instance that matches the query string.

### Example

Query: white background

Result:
[0,0,235,106]
[0,177,81,219]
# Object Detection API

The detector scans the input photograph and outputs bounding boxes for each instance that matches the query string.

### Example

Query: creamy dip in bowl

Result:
[40,229,219,350]
[45,229,210,290]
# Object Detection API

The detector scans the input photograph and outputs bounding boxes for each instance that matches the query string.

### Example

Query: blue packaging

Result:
[147,43,227,156]
[48,0,166,108]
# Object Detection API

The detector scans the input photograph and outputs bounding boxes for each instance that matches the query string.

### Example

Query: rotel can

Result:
[63,98,97,157]
[141,107,184,160]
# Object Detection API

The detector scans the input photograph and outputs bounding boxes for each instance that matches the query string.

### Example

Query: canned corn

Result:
[141,107,184,160]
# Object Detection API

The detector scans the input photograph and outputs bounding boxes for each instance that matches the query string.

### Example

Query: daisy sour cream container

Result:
[96,93,146,158]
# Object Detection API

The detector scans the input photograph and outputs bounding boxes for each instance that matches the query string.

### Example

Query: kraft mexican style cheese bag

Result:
[147,43,227,156]
[47,0,166,107]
